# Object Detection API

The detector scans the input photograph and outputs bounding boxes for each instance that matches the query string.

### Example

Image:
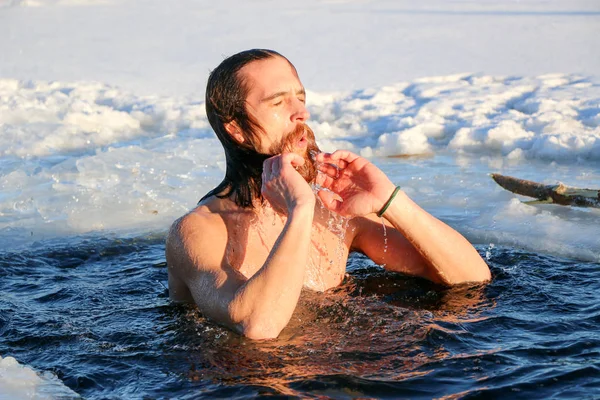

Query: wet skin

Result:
[166,56,491,340]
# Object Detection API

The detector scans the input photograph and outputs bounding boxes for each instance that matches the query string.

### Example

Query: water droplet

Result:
[381,217,388,267]
[485,243,495,260]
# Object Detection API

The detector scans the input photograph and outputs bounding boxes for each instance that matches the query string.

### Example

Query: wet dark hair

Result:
[199,49,298,208]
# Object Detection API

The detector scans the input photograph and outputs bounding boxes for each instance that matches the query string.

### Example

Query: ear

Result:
[225,121,245,144]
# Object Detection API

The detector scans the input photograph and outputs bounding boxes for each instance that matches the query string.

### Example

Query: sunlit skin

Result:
[166,55,491,340]
[233,57,310,154]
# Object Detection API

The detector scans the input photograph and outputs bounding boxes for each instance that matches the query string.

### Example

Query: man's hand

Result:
[318,151,491,285]
[262,153,315,214]
[315,150,396,217]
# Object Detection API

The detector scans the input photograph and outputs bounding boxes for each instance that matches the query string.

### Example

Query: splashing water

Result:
[381,217,388,267]
[250,150,352,291]
[485,243,495,261]
[381,219,388,253]
[309,150,354,284]
[305,236,325,291]
[327,208,350,268]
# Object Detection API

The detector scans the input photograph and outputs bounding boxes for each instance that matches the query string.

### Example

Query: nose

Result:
[291,98,310,123]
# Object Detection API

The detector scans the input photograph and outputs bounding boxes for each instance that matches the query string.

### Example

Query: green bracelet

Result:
[377,186,401,218]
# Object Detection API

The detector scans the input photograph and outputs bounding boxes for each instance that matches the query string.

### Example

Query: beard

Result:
[202,122,322,209]
[266,124,321,183]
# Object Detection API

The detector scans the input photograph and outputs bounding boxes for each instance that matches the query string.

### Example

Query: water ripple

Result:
[1,239,599,398]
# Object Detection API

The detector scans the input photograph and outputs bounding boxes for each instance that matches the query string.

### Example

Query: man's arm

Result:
[167,206,313,339]
[316,150,491,286]
[167,153,316,340]
[351,205,490,285]
[349,214,434,281]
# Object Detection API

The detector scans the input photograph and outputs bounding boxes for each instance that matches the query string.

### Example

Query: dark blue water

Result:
[1,233,599,399]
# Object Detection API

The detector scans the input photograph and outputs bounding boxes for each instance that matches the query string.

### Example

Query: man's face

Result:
[239,56,312,156]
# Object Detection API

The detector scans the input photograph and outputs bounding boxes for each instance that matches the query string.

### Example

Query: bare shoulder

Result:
[167,207,218,245]
[166,206,227,272]
[165,205,228,302]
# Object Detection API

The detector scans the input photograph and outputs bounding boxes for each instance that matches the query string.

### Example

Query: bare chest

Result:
[224,209,353,291]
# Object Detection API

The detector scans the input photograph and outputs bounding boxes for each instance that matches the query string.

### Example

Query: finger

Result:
[330,149,360,162]
[315,152,330,162]
[281,152,305,168]
[321,150,359,168]
[316,153,349,169]
[315,171,335,188]
[317,190,343,214]
[315,171,342,191]
[317,163,341,178]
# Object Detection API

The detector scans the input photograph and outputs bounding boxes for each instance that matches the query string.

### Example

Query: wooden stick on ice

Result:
[491,173,600,208]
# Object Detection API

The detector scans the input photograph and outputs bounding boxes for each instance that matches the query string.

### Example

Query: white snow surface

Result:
[0,0,598,250]
[0,355,80,399]
[1,74,598,261]
[0,0,599,252]
[0,0,599,97]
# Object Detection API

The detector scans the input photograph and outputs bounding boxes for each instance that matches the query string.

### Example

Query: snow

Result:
[0,74,598,254]
[0,355,80,399]
[1,0,599,96]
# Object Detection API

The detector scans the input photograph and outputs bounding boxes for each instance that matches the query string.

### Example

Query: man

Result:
[166,49,491,340]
